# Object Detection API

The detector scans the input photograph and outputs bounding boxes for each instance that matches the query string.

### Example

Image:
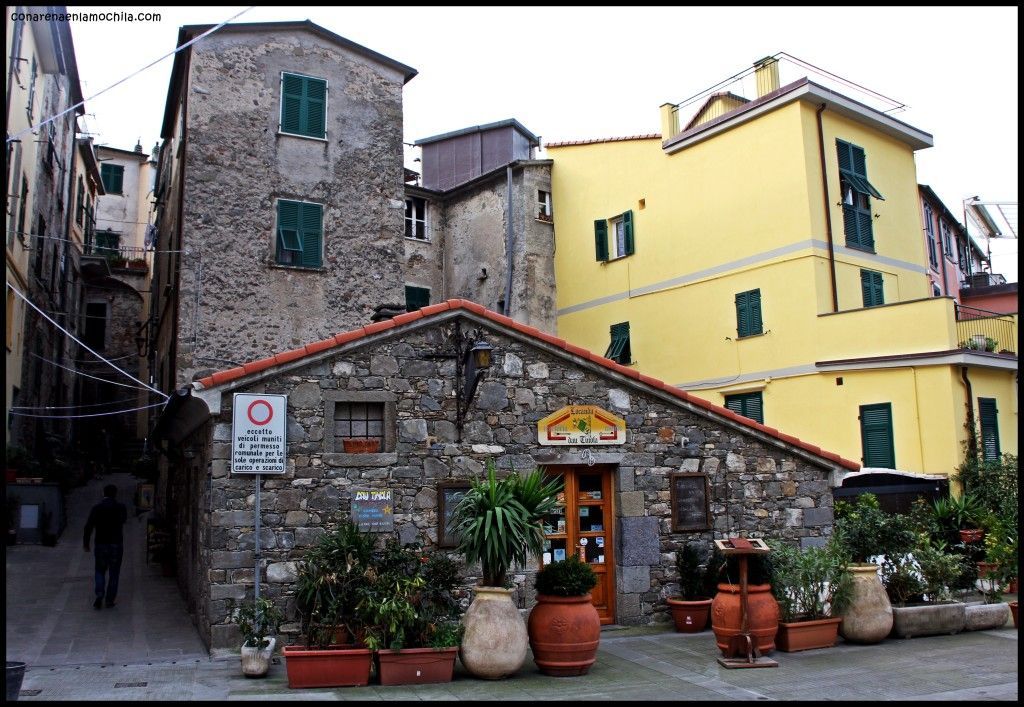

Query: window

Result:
[44,121,57,173]
[323,391,398,458]
[76,177,85,227]
[735,288,763,337]
[33,216,45,278]
[26,57,37,121]
[537,190,552,220]
[837,140,882,251]
[860,269,884,307]
[275,199,322,268]
[724,392,763,424]
[84,302,108,351]
[978,398,1000,462]
[924,204,938,268]
[100,164,124,194]
[941,223,953,261]
[335,402,384,446]
[280,72,327,139]
[17,176,29,245]
[95,230,120,257]
[605,322,631,364]
[859,402,895,468]
[405,285,430,312]
[932,284,941,297]
[405,197,426,240]
[594,210,634,261]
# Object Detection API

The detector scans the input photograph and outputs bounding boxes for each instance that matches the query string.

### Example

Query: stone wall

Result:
[188,315,837,648]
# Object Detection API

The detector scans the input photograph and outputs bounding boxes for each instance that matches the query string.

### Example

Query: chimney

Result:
[134,138,143,153]
[754,56,780,97]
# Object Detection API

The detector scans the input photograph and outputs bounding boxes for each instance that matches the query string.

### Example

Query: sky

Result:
[66,5,1018,281]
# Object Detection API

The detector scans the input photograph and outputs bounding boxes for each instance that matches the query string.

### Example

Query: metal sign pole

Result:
[254,475,261,602]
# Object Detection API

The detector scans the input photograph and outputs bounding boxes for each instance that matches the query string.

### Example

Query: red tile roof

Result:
[543,134,662,148]
[194,299,859,470]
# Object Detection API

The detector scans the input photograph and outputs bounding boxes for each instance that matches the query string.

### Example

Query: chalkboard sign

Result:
[351,488,394,532]
[670,473,710,532]
[437,482,470,548]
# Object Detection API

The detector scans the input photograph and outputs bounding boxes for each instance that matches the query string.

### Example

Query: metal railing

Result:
[83,240,151,272]
[954,304,1016,355]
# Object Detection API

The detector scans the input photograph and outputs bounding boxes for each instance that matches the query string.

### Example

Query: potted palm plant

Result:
[229,596,285,677]
[768,538,853,652]
[528,554,600,676]
[666,543,715,633]
[449,461,562,679]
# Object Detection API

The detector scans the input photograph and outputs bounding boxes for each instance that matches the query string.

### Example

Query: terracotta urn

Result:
[528,593,600,676]
[459,586,528,679]
[666,597,713,633]
[838,563,893,644]
[710,583,780,656]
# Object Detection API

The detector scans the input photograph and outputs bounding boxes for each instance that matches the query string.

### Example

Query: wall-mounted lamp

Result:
[450,323,494,440]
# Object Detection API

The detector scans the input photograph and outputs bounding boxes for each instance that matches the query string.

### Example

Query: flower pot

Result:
[1009,578,1018,594]
[459,586,528,679]
[282,644,372,688]
[839,563,893,645]
[959,528,984,543]
[776,617,842,652]
[963,601,1010,631]
[341,438,380,454]
[6,661,26,701]
[710,583,780,656]
[890,601,966,639]
[976,561,999,578]
[377,647,458,685]
[1010,601,1018,629]
[528,593,601,676]
[666,597,713,633]
[241,637,275,678]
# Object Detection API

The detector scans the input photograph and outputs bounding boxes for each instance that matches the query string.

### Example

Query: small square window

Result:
[405,197,427,240]
[335,402,385,450]
[537,190,552,220]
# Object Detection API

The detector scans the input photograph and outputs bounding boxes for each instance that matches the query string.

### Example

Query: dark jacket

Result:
[84,497,128,547]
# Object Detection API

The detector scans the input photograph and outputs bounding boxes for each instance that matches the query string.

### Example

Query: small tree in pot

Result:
[666,543,715,633]
[229,596,285,678]
[528,554,600,676]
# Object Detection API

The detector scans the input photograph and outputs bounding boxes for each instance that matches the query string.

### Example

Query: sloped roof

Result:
[544,134,662,148]
[194,300,859,471]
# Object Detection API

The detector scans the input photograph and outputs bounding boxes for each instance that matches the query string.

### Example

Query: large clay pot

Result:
[839,563,893,644]
[710,583,780,656]
[528,593,601,676]
[459,586,528,679]
[666,597,713,633]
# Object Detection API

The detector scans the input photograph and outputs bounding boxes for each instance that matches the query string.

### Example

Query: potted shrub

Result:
[833,493,915,644]
[449,461,562,679]
[527,554,600,676]
[964,521,1015,631]
[666,543,714,633]
[229,596,285,678]
[283,520,376,689]
[948,493,985,543]
[768,538,853,652]
[708,546,780,655]
[886,538,968,639]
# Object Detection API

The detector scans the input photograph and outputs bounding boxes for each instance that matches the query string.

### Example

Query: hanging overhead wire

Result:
[6,6,256,145]
[30,352,153,392]
[9,401,166,419]
[9,283,168,399]
[12,395,145,410]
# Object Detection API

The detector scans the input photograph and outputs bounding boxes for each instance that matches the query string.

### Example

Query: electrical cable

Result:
[30,352,153,392]
[9,401,166,419]
[12,395,143,410]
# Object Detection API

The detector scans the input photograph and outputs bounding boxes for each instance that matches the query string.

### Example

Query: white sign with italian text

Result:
[231,393,287,474]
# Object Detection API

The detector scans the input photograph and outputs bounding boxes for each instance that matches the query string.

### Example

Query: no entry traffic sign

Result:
[231,393,287,474]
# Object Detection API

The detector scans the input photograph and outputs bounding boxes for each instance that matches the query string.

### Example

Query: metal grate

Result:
[114,681,148,688]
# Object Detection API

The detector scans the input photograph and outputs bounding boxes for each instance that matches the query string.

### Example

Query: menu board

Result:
[438,482,470,547]
[670,473,710,532]
[351,488,393,532]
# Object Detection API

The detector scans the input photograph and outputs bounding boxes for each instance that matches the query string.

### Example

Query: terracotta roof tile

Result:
[544,134,662,148]
[305,338,337,355]
[274,348,306,366]
[363,320,397,336]
[335,329,366,345]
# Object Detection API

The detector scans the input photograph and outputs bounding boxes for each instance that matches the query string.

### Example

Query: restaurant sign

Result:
[537,405,626,446]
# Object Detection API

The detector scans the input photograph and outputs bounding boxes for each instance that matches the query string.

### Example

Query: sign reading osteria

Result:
[537,405,626,446]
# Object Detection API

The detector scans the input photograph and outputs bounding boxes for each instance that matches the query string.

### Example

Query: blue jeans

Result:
[94,543,124,603]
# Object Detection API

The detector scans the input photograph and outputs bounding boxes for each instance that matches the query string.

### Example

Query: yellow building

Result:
[548,56,1017,480]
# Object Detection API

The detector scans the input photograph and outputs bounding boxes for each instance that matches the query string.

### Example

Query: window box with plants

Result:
[284,520,376,689]
[708,546,780,655]
[885,537,968,639]
[768,538,853,652]
[449,461,562,680]
[665,543,715,633]
[228,596,285,678]
[527,554,600,676]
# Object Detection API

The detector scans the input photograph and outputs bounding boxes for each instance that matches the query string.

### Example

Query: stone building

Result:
[153,300,857,650]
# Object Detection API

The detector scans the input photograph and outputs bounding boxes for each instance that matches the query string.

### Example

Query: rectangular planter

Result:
[963,601,1010,631]
[776,617,842,652]
[890,602,966,639]
[377,647,458,686]
[282,645,372,688]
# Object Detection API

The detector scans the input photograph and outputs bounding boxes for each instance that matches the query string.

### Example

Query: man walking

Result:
[83,484,128,609]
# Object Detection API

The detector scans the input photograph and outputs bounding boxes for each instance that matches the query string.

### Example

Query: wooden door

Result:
[541,467,616,624]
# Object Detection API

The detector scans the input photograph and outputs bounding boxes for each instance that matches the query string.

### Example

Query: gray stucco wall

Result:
[183,314,837,649]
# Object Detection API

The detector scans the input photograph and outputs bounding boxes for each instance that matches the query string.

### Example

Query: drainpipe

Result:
[960,366,978,463]
[503,164,514,317]
[815,103,838,313]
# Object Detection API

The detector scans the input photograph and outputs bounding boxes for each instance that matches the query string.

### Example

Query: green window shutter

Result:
[860,403,895,468]
[736,289,762,337]
[861,270,884,307]
[100,164,123,194]
[299,202,322,268]
[276,200,300,264]
[622,210,635,255]
[837,140,854,173]
[725,392,763,424]
[281,74,304,134]
[594,219,608,261]
[404,286,431,312]
[978,398,1001,461]
[605,322,630,363]
[304,77,327,139]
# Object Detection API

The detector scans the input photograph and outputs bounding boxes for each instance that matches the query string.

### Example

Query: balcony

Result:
[955,304,1017,355]
[83,236,151,275]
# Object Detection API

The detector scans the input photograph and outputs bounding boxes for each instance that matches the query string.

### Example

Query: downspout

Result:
[960,366,978,464]
[815,103,838,313]
[503,164,514,317]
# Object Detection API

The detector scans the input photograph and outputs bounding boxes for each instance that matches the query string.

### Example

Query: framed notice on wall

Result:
[438,482,471,548]
[670,473,711,532]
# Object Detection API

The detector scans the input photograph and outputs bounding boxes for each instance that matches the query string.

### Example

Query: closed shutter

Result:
[725,392,763,424]
[736,289,762,337]
[622,210,635,255]
[405,286,431,312]
[860,403,895,468]
[281,74,303,134]
[978,398,1001,461]
[299,202,322,268]
[281,74,327,138]
[594,219,608,261]
[861,270,884,307]
[304,77,327,139]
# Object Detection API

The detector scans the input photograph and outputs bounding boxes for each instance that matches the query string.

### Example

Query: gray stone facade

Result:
[167,310,841,649]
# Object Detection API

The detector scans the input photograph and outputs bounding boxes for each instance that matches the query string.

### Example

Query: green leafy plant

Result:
[980,518,1018,604]
[427,620,464,648]
[834,493,916,564]
[674,543,714,600]
[534,554,598,597]
[768,538,854,622]
[229,596,285,649]
[912,540,967,603]
[450,461,562,587]
[883,560,925,606]
[953,453,1018,534]
[947,492,984,531]
[708,547,773,586]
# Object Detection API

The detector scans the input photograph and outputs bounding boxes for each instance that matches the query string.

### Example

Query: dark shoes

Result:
[93,597,103,610]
